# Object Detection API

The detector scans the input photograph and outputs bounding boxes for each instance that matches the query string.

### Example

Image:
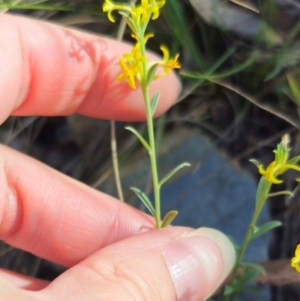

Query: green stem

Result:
[139,33,161,228]
[224,179,271,300]
[143,85,161,228]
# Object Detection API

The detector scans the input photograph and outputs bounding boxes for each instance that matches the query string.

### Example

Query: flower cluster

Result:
[102,0,181,89]
[251,135,300,184]
[103,0,165,24]
[291,244,300,272]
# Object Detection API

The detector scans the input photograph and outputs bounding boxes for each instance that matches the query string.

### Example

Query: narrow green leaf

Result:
[118,11,129,18]
[287,155,300,166]
[267,190,294,198]
[150,92,160,116]
[205,51,258,80]
[130,187,155,216]
[119,12,137,33]
[242,262,266,275]
[159,162,191,187]
[146,64,159,86]
[183,51,258,81]
[206,47,236,75]
[249,159,261,168]
[230,269,258,293]
[182,47,236,92]
[251,220,282,240]
[161,210,178,228]
[125,126,150,152]
[255,177,267,208]
[180,71,202,79]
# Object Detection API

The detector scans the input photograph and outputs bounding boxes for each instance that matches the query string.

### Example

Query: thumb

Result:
[43,227,235,301]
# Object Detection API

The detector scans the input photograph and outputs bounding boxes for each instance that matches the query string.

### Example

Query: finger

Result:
[0,268,49,291]
[39,227,235,301]
[0,276,39,301]
[0,14,180,124]
[0,145,154,267]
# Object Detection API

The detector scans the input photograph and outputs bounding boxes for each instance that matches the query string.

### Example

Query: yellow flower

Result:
[130,32,154,53]
[131,0,165,24]
[139,0,165,22]
[150,0,166,20]
[132,32,154,43]
[251,135,300,184]
[102,0,132,23]
[258,162,283,184]
[116,33,155,89]
[103,0,165,24]
[158,45,181,76]
[116,58,138,89]
[291,244,300,273]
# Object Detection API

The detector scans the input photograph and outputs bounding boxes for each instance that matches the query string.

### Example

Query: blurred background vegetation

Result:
[1,0,300,300]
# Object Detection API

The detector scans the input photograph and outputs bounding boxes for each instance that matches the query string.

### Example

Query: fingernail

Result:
[163,228,235,301]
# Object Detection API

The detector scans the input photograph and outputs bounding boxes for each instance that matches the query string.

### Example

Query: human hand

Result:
[0,14,235,301]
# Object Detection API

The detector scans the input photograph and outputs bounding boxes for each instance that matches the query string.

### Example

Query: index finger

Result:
[0,14,180,123]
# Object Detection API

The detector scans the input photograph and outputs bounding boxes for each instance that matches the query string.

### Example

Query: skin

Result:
[0,14,233,301]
